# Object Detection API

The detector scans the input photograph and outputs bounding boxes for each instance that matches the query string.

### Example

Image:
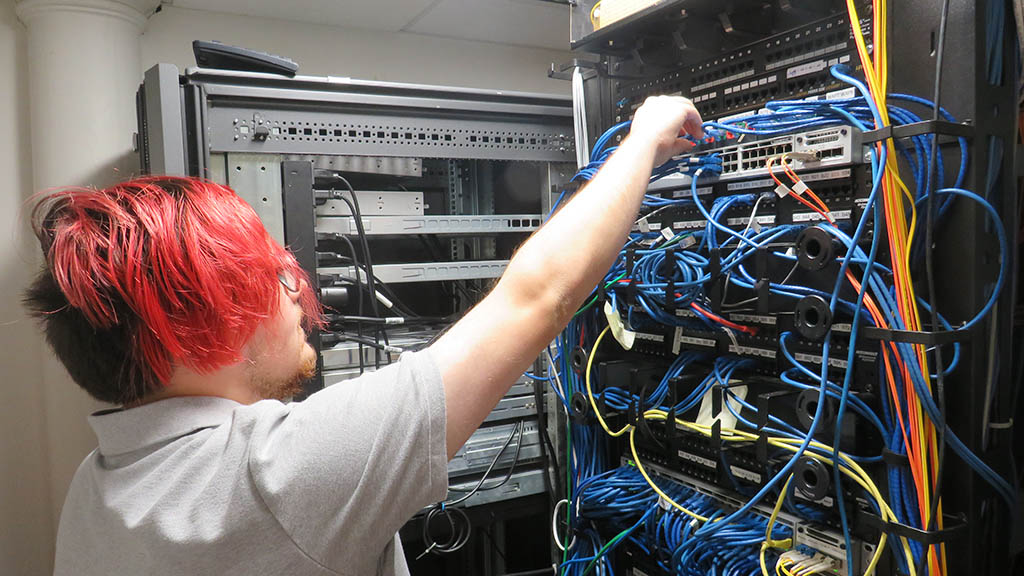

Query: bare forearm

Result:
[501,136,658,328]
[431,96,701,458]
[432,140,659,457]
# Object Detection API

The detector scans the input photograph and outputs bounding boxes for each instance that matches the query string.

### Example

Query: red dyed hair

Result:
[29,176,322,394]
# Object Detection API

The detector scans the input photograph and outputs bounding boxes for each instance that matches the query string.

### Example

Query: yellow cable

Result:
[628,427,711,522]
[641,410,918,576]
[846,4,945,571]
[765,475,794,549]
[589,1,601,28]
[585,326,633,437]
[760,543,772,576]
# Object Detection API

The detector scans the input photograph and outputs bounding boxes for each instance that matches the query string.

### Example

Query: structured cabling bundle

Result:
[550,1,1019,575]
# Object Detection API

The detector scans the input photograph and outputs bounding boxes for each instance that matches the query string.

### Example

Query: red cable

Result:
[690,303,758,335]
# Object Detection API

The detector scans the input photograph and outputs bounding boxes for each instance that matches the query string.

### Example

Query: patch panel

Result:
[617,459,872,576]
[612,11,871,123]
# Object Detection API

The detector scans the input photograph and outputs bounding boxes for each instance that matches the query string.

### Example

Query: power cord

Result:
[419,420,525,558]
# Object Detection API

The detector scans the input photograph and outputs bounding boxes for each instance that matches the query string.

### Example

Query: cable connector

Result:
[786,152,818,162]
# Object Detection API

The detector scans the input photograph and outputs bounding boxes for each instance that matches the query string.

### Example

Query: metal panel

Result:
[281,161,321,399]
[483,396,539,423]
[142,64,187,176]
[206,106,575,162]
[319,260,508,284]
[224,153,286,244]
[202,83,572,118]
[446,468,548,508]
[286,154,422,177]
[321,330,437,370]
[448,421,543,479]
[208,153,228,185]
[186,67,573,107]
[505,383,535,398]
[322,367,372,386]
[315,214,542,236]
[316,191,424,217]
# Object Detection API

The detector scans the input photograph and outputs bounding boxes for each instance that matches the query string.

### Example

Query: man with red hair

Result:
[25,96,702,575]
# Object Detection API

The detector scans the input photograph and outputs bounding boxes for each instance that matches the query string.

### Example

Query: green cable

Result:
[581,525,633,576]
[560,332,572,576]
[573,232,693,318]
[574,272,626,318]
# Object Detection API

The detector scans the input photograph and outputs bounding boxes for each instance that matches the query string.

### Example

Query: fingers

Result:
[648,95,704,140]
[683,113,705,140]
[670,138,696,158]
[672,97,704,140]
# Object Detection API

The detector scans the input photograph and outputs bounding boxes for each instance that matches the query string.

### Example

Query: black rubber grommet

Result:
[571,346,588,372]
[794,295,832,341]
[796,388,835,430]
[796,226,834,271]
[794,457,831,502]
[570,392,591,422]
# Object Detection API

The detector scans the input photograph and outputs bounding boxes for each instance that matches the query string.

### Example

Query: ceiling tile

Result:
[403,0,569,50]
[169,0,438,32]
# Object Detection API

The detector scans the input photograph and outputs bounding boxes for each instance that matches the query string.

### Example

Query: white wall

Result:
[0,0,54,573]
[141,5,572,94]
[0,4,570,575]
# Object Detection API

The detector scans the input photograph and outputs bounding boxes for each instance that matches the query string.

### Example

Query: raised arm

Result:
[430,96,704,458]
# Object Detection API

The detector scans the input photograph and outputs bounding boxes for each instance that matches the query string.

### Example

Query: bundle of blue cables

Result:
[547,63,1013,576]
[571,466,793,576]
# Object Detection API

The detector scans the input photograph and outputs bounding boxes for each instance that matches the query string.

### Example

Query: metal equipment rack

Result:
[136,64,576,575]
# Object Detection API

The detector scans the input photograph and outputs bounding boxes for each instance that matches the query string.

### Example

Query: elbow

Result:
[498,257,578,335]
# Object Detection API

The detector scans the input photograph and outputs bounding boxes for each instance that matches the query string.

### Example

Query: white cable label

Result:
[604,301,636,350]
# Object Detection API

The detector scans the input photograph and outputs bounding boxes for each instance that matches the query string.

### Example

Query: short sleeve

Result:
[244,349,448,574]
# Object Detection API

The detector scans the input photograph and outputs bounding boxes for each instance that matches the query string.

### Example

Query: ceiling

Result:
[163,0,571,51]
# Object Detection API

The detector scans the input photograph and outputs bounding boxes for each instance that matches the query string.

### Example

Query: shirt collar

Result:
[89,396,242,456]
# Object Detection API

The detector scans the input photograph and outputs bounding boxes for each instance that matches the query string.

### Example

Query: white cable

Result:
[722,326,739,350]
[375,290,394,309]
[552,499,568,551]
[722,192,766,304]
[572,66,590,169]
[546,347,569,417]
[551,499,578,552]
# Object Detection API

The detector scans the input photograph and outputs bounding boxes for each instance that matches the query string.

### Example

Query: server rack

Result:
[550,1,1020,575]
[136,64,576,575]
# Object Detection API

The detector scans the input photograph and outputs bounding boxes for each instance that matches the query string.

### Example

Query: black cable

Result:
[919,1,951,573]
[333,234,366,375]
[321,254,420,318]
[328,181,386,367]
[321,333,401,354]
[532,373,563,503]
[420,505,472,557]
[420,421,524,558]
[327,314,453,325]
[447,421,525,498]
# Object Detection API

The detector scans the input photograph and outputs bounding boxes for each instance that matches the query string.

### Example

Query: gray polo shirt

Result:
[54,350,448,576]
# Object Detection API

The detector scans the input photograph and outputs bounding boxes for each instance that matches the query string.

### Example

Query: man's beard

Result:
[255,353,318,401]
